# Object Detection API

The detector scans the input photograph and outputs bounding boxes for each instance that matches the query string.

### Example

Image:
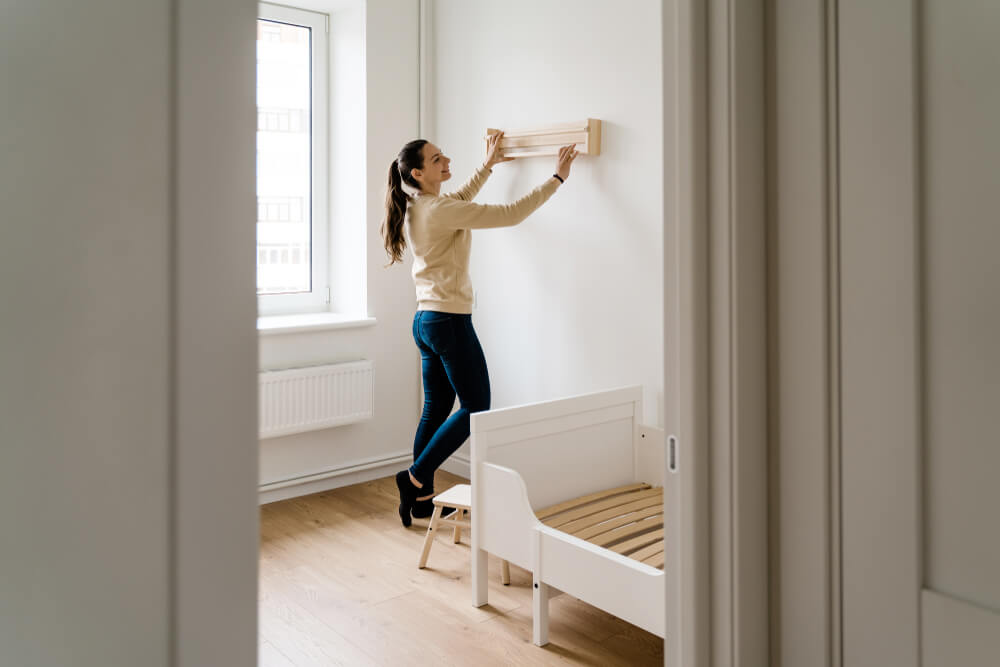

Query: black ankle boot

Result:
[411,497,456,519]
[395,470,419,527]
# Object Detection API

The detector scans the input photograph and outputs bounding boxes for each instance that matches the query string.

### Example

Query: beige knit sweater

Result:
[404,165,561,313]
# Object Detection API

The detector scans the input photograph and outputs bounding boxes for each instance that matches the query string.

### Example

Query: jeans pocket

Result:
[419,312,455,355]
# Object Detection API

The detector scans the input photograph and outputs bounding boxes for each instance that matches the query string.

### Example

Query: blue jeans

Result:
[409,311,491,488]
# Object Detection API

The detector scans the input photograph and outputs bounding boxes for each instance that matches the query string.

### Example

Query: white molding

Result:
[258,450,474,506]
[824,0,842,662]
[767,1,839,664]
[670,0,712,665]
[257,312,376,335]
[710,0,770,665]
[669,0,769,665]
[258,451,411,504]
[838,0,922,662]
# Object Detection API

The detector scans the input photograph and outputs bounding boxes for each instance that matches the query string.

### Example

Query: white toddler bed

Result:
[470,385,666,646]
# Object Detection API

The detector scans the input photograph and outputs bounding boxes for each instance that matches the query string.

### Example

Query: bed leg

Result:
[532,576,550,647]
[501,559,511,586]
[473,548,488,607]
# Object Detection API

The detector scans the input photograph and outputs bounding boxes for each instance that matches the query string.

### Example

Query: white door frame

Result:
[172,0,261,664]
[665,1,769,665]
[766,0,841,664]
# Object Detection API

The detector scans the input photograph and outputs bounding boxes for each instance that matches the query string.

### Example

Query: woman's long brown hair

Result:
[381,139,428,265]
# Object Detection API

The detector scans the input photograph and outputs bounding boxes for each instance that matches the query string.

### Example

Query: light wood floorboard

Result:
[259,471,664,666]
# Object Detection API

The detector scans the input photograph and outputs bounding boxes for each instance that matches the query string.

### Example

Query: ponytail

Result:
[381,139,428,265]
[382,160,409,264]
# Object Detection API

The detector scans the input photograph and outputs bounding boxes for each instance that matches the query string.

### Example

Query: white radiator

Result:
[259,360,374,439]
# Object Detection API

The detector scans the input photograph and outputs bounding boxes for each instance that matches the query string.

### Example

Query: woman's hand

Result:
[484,131,514,170]
[555,144,580,182]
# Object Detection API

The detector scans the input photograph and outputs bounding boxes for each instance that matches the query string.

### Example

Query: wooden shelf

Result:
[485,118,602,159]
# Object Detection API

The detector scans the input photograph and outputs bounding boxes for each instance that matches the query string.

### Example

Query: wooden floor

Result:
[259,470,664,666]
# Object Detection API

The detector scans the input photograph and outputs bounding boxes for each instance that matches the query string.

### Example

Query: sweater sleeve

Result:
[444,165,492,202]
[428,178,561,230]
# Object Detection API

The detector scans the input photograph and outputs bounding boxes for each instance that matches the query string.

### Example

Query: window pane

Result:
[256,19,311,295]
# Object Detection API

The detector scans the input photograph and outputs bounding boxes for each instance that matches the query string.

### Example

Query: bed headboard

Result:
[470,386,645,510]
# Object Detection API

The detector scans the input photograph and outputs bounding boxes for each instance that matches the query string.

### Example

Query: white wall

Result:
[1,0,258,665]
[428,0,664,447]
[258,0,423,500]
[328,2,368,316]
[259,0,664,495]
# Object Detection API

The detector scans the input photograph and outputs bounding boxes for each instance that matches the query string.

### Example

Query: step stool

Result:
[417,483,510,585]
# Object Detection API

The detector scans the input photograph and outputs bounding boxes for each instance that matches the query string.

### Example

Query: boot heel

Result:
[398,502,412,528]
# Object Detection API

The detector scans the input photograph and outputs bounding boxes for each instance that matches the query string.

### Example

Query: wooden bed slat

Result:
[543,487,662,528]
[590,517,664,549]
[570,504,663,541]
[629,541,665,563]
[535,482,650,520]
[535,481,667,572]
[562,496,664,538]
[642,551,665,569]
[608,528,664,556]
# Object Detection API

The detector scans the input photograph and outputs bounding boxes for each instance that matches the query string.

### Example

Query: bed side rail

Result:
[536,525,665,638]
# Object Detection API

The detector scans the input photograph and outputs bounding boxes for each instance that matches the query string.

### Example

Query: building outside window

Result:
[256,4,329,315]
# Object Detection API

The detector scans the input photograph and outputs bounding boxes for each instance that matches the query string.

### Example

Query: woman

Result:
[381,132,579,527]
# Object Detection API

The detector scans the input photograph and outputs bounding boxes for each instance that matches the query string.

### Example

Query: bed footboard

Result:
[471,460,540,607]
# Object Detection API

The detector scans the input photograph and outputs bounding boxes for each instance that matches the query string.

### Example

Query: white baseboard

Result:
[259,451,472,505]
[258,451,411,505]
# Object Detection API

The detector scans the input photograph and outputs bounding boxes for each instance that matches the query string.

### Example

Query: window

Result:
[256,3,329,315]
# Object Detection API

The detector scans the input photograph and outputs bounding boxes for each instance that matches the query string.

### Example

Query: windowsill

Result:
[257,312,376,336]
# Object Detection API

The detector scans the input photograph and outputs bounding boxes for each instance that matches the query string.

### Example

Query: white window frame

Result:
[256,2,329,316]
